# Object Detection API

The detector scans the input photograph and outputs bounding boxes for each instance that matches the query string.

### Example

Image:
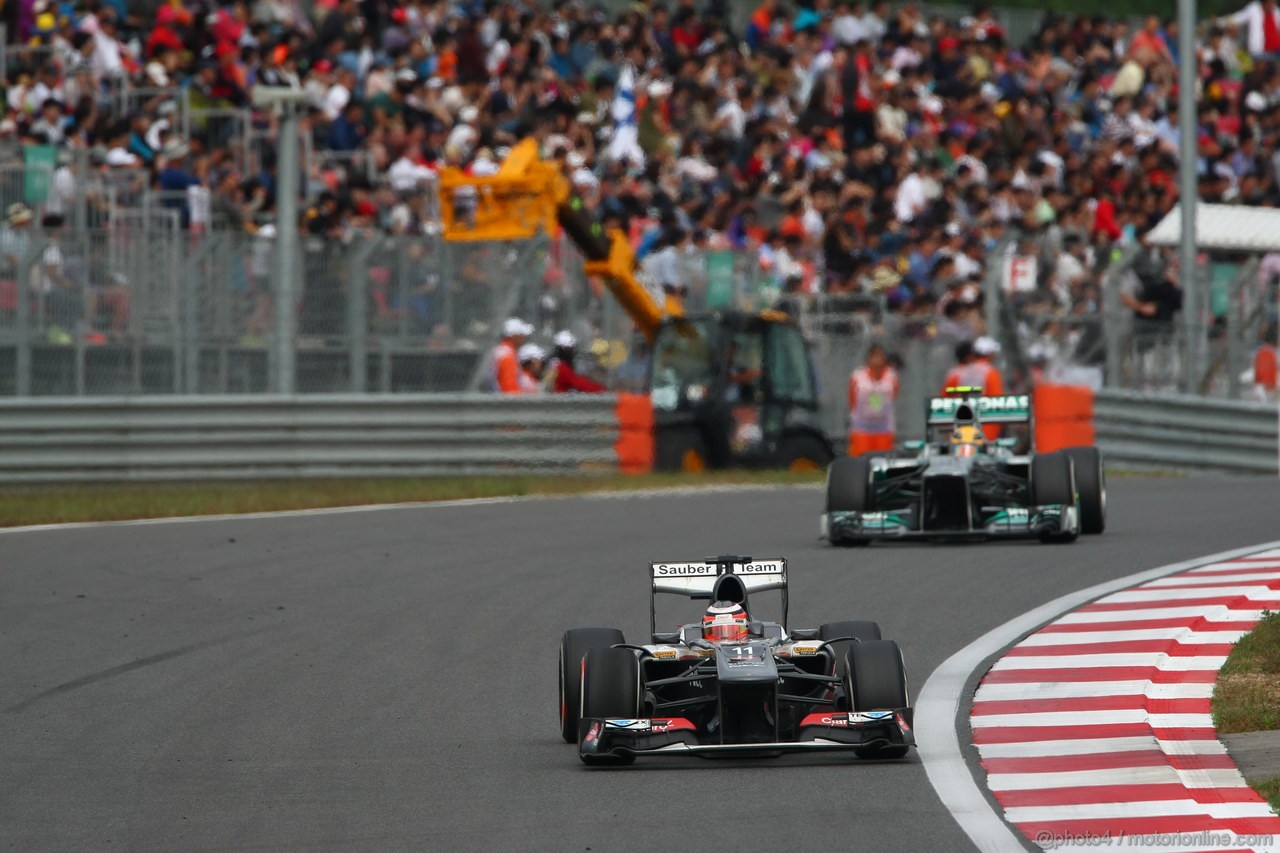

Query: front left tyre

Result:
[1031,451,1079,544]
[1065,446,1106,534]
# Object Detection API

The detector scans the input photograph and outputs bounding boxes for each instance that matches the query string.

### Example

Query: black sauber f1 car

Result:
[821,388,1106,545]
[558,556,915,766]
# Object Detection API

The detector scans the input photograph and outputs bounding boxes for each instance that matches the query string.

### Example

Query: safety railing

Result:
[1094,389,1278,475]
[0,393,643,483]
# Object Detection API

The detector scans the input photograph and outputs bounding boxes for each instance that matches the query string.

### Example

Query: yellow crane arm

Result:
[437,139,665,341]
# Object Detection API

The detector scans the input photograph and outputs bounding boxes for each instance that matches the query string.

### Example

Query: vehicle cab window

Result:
[765,324,816,407]
[650,319,716,411]
[726,331,764,403]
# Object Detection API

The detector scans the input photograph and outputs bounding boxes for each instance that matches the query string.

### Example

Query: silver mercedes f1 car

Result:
[821,389,1106,545]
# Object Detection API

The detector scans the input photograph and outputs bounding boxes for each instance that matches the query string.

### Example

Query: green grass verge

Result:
[1214,610,1280,734]
[0,471,822,528]
[1213,610,1280,814]
[1256,777,1280,815]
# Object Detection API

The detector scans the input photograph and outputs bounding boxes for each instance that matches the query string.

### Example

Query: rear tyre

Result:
[559,628,625,743]
[1031,452,1079,544]
[655,426,708,473]
[777,432,834,472]
[826,456,873,546]
[844,640,911,759]
[580,647,642,766]
[1065,446,1106,534]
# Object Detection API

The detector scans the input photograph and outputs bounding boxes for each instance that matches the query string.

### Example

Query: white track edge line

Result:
[0,482,820,535]
[915,540,1280,853]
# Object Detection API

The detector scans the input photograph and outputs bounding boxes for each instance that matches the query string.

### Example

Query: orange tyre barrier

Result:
[614,393,654,474]
[1033,384,1096,453]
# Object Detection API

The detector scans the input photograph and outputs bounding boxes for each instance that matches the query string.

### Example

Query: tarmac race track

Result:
[2,477,1277,853]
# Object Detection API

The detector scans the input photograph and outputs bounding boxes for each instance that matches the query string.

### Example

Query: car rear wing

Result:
[926,392,1032,425]
[649,555,788,637]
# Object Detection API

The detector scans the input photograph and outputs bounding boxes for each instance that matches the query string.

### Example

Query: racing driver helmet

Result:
[703,600,749,643]
[951,423,985,458]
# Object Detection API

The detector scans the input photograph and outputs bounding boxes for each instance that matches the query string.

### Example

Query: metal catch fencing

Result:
[995,240,1278,402]
[0,225,570,396]
[0,394,628,483]
[1094,389,1278,475]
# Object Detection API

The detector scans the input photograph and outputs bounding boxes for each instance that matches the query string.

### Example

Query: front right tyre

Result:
[559,627,625,743]
[579,646,642,766]
[843,639,911,759]
[826,456,873,546]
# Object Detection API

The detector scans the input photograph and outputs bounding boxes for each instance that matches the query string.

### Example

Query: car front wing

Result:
[822,504,1079,541]
[578,709,915,761]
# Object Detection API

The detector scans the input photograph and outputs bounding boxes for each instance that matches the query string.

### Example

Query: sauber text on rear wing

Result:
[649,556,788,638]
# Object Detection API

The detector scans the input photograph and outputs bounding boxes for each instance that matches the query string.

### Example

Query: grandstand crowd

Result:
[1,0,1279,364]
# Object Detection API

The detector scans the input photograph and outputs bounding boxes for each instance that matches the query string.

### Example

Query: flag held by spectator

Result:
[607,65,645,170]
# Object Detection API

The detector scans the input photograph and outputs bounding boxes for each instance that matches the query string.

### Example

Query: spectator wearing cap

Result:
[639,80,673,156]
[944,335,1005,394]
[517,342,546,393]
[259,43,299,88]
[546,330,606,393]
[157,138,198,227]
[446,105,480,159]
[487,317,532,393]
